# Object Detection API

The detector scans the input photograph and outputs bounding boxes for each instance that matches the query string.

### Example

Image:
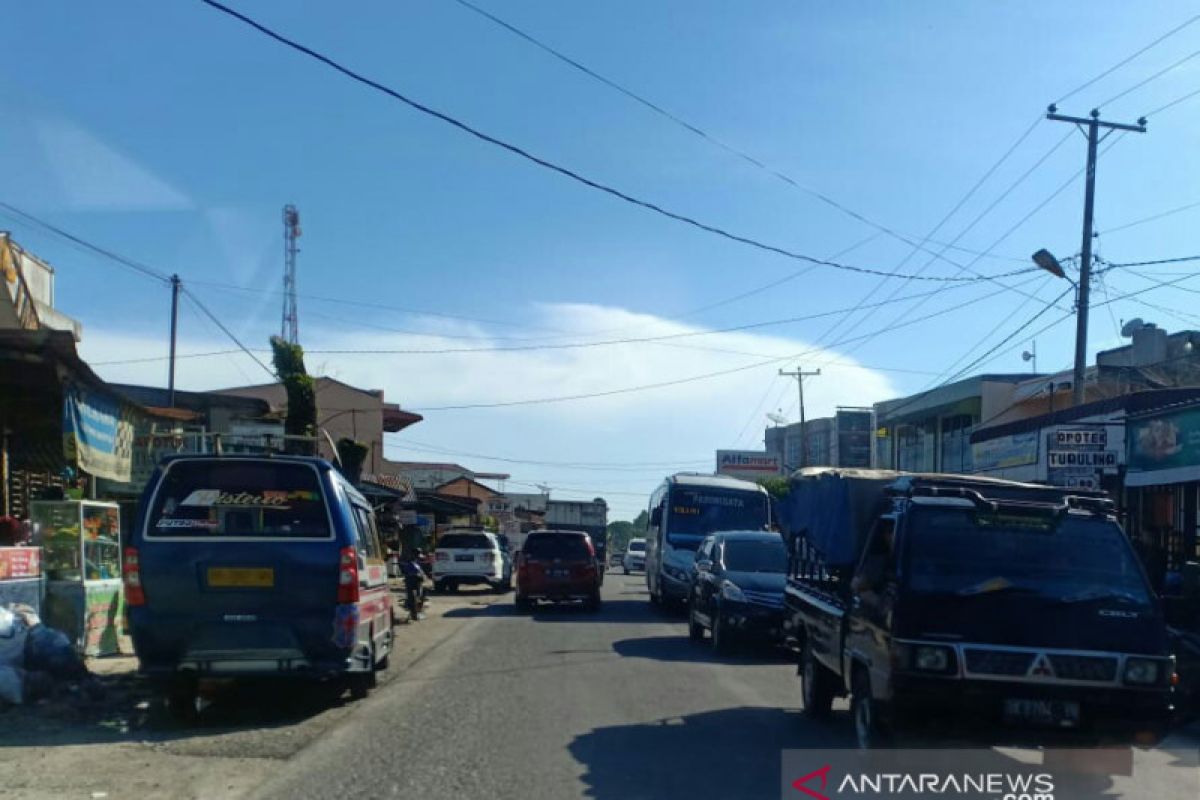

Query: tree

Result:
[756,476,791,500]
[606,509,649,552]
[270,336,316,455]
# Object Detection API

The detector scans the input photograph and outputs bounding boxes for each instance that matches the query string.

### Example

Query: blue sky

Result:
[4,1,1200,518]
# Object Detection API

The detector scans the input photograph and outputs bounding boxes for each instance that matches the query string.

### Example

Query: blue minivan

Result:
[126,455,393,716]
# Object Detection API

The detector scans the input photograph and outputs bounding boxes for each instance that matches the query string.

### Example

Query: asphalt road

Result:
[248,573,1199,800]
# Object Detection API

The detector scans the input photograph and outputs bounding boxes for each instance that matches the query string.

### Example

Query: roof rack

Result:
[892,480,1116,518]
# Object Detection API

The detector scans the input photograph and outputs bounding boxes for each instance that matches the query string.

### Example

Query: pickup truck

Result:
[781,468,1175,748]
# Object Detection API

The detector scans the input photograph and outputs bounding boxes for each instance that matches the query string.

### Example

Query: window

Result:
[147,461,331,539]
[722,539,787,573]
[524,533,590,559]
[437,533,494,550]
[352,506,382,560]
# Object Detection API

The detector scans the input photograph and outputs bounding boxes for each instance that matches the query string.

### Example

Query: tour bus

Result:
[644,473,771,607]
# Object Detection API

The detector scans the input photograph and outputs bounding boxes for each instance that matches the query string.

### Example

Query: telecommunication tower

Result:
[281,204,301,344]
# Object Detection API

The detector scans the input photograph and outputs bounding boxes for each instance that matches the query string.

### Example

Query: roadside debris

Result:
[0,603,99,706]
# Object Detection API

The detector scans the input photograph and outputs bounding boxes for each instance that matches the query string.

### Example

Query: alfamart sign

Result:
[716,450,782,477]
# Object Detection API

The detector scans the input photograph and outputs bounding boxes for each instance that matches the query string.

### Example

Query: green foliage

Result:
[336,438,369,484]
[270,336,317,455]
[756,475,791,500]
[606,509,649,552]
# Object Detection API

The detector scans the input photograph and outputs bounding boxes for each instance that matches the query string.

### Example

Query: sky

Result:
[3,0,1200,519]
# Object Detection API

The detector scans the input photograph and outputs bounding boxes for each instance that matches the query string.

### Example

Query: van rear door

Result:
[136,459,341,670]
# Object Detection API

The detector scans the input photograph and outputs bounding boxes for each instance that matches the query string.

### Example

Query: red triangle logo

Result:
[791,764,832,800]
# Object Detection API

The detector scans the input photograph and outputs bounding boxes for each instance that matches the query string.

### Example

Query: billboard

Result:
[716,450,782,480]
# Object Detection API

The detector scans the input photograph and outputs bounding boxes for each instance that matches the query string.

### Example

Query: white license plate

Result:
[454,554,474,562]
[548,569,569,578]
[1003,698,1080,727]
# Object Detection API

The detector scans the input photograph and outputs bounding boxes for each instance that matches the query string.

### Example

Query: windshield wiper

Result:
[953,577,1038,597]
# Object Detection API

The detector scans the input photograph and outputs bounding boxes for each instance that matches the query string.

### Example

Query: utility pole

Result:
[1046,106,1146,406]
[167,274,181,408]
[779,366,820,468]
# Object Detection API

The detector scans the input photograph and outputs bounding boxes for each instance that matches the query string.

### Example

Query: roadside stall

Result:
[30,500,122,656]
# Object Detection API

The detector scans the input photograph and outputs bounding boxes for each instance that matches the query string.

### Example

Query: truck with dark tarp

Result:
[779,468,1175,747]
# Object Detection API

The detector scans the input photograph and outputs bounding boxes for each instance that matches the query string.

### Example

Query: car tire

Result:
[623,567,629,575]
[851,667,890,749]
[688,607,705,642]
[515,595,533,612]
[587,591,602,612]
[711,607,734,655]
[801,640,836,719]
[348,670,374,700]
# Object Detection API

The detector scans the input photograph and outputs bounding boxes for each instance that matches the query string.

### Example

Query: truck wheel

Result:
[515,595,533,612]
[623,567,630,575]
[851,667,889,749]
[801,641,836,719]
[688,607,705,642]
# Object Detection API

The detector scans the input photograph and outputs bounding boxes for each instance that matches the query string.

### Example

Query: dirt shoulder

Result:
[0,586,506,800]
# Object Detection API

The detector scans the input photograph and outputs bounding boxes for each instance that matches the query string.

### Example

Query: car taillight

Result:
[338,546,359,603]
[435,551,449,561]
[481,551,496,563]
[123,546,145,606]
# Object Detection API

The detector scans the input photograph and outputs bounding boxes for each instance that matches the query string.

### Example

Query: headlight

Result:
[721,581,745,602]
[914,645,952,673]
[1124,658,1160,685]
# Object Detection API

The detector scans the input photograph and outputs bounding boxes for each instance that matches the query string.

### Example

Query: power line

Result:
[383,439,709,472]
[1055,11,1200,105]
[1098,254,1200,269]
[1097,46,1200,108]
[197,0,1018,284]
[409,272,1042,411]
[448,0,1029,270]
[1143,85,1200,118]
[1099,199,1200,235]
[0,201,172,285]
[180,288,276,378]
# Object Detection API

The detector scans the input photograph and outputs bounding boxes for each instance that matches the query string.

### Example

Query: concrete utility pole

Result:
[1046,106,1146,406]
[167,274,181,408]
[779,366,820,468]
[281,204,301,344]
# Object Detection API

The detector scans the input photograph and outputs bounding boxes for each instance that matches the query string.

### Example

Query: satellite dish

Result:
[1021,351,1034,362]
[1121,318,1145,338]
[766,412,789,426]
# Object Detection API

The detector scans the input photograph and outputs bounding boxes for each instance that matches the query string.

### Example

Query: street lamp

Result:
[1031,248,1066,279]
[1031,247,1088,406]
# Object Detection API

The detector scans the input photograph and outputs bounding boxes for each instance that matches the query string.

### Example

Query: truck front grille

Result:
[963,648,1034,676]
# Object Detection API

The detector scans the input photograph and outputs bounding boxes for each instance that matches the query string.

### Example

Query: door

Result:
[691,538,716,623]
[350,502,391,661]
[845,515,898,697]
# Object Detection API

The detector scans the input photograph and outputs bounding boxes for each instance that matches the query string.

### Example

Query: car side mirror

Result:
[696,559,712,572]
[650,507,662,527]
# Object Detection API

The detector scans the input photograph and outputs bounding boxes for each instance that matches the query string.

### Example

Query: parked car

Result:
[784,470,1175,748]
[687,530,787,653]
[433,530,509,593]
[515,529,601,611]
[623,538,646,574]
[126,455,394,718]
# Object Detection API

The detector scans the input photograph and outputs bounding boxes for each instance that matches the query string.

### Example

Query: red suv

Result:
[516,530,601,612]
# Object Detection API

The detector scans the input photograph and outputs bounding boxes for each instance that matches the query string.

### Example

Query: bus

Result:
[643,473,771,606]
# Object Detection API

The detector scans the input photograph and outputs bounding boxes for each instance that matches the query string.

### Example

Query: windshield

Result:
[722,539,787,573]
[524,534,590,559]
[666,487,769,547]
[147,461,330,539]
[628,540,646,552]
[904,508,1152,605]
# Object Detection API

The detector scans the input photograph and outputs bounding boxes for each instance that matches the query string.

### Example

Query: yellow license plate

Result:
[207,567,274,588]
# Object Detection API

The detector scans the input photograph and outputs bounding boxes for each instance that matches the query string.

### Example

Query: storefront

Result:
[1125,400,1200,591]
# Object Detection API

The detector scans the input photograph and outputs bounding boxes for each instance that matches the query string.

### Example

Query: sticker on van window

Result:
[155,518,218,529]
[179,489,318,509]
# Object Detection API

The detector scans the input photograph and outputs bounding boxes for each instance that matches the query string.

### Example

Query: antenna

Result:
[766,412,789,426]
[282,204,301,344]
[1021,340,1037,373]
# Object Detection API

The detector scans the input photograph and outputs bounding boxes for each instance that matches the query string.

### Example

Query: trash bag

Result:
[24,624,87,681]
[0,665,23,704]
[0,607,29,668]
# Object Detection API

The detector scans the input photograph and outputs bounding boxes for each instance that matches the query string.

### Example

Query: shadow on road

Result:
[569,706,854,799]
[612,634,794,665]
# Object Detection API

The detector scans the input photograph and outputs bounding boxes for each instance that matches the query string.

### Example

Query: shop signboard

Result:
[715,450,782,480]
[1129,406,1200,472]
[62,383,134,483]
[0,546,40,580]
[1054,429,1108,447]
[1047,450,1119,469]
[971,431,1039,471]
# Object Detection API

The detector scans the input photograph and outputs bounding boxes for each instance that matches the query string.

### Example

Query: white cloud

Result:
[36,120,191,211]
[80,303,896,519]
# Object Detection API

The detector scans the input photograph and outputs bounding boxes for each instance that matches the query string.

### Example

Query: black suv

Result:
[686,530,787,653]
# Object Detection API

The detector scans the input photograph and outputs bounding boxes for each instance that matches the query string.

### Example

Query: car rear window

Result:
[146,461,331,539]
[438,533,493,550]
[524,534,590,559]
[628,540,646,552]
